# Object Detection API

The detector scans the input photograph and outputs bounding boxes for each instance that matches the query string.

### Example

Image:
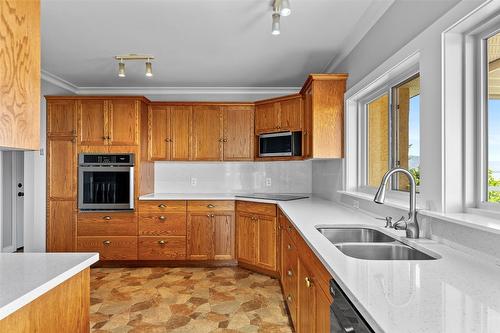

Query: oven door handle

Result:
[332,305,356,333]
[129,166,135,210]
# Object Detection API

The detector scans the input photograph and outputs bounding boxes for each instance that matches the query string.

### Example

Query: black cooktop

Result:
[235,194,309,201]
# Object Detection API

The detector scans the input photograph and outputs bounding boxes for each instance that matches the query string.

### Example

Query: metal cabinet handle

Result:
[287,244,292,250]
[103,240,111,245]
[286,295,292,302]
[211,214,215,218]
[305,277,312,288]
[207,204,215,208]
[158,204,167,208]
[159,216,166,221]
[287,270,293,277]
[207,214,211,218]
[223,138,228,142]
[103,216,112,221]
[158,240,166,245]
[287,225,292,231]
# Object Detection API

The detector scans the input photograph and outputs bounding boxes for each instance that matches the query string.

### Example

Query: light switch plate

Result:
[190,177,197,186]
[265,178,272,187]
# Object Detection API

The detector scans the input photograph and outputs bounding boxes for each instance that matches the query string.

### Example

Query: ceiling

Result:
[41,0,393,91]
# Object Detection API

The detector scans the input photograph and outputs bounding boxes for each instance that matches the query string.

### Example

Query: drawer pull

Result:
[207,204,215,208]
[286,295,292,302]
[305,277,312,288]
[288,226,292,231]
[287,270,293,277]
[158,216,166,221]
[287,244,292,250]
[158,240,166,245]
[103,216,112,221]
[103,240,111,245]
[158,204,167,208]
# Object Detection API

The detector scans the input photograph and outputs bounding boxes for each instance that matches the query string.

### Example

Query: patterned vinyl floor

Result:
[90,267,294,333]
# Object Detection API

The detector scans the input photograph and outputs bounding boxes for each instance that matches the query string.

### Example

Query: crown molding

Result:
[41,69,300,97]
[323,0,395,73]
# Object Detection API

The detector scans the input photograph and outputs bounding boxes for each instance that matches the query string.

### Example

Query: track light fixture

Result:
[271,0,291,35]
[114,54,154,78]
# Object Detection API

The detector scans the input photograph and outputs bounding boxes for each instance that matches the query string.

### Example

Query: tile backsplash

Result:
[154,161,312,193]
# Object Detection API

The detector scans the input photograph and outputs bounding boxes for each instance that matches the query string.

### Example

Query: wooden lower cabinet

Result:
[187,210,235,261]
[236,202,278,273]
[77,212,137,236]
[77,236,137,260]
[138,236,186,260]
[47,200,76,252]
[139,213,187,236]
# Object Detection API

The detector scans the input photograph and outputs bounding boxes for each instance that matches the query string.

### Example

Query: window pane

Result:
[393,75,420,191]
[367,94,389,187]
[487,33,500,203]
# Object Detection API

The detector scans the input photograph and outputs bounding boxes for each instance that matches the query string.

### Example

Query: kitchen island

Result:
[0,252,98,332]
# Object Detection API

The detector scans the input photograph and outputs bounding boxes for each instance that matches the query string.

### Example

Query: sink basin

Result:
[334,243,437,260]
[317,227,396,243]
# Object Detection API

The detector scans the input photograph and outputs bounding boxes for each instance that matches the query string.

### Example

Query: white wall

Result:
[155,161,312,194]
[23,80,74,252]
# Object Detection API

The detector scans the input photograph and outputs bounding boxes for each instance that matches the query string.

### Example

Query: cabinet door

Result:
[170,106,191,160]
[213,212,235,260]
[303,86,313,158]
[190,106,223,160]
[187,213,214,260]
[255,102,279,134]
[47,100,77,137]
[279,97,303,131]
[47,200,76,252]
[297,258,316,333]
[47,137,77,199]
[316,287,332,333]
[223,106,254,161]
[149,106,169,160]
[108,99,139,146]
[236,212,256,265]
[78,100,107,145]
[256,215,277,271]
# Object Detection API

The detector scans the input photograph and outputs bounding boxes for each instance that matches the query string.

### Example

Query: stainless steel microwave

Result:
[258,131,302,157]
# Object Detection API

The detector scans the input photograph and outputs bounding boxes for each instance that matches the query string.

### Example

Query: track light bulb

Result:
[118,61,126,77]
[272,13,280,35]
[280,0,291,16]
[145,61,153,77]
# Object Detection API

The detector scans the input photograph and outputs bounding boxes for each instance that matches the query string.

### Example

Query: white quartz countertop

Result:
[140,193,500,333]
[0,253,99,320]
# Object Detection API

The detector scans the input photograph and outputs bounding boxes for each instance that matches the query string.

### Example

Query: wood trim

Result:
[238,261,279,278]
[299,73,349,94]
[45,95,151,103]
[92,259,238,268]
[150,101,254,106]
[254,93,303,105]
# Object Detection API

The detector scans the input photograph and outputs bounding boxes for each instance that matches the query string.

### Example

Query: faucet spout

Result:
[373,167,419,239]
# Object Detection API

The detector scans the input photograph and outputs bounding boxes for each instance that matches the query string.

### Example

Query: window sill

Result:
[419,210,500,235]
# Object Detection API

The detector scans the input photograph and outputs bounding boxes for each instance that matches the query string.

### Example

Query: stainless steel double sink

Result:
[317,227,438,260]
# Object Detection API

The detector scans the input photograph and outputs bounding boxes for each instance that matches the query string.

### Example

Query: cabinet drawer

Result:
[138,200,186,213]
[282,231,298,323]
[138,236,186,260]
[77,236,137,260]
[187,200,235,212]
[236,201,276,216]
[139,213,186,236]
[77,212,137,236]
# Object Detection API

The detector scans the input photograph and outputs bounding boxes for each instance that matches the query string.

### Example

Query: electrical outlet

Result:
[190,177,197,186]
[265,178,272,187]
[353,200,359,209]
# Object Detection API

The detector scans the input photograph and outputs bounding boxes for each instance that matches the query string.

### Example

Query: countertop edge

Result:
[0,254,99,320]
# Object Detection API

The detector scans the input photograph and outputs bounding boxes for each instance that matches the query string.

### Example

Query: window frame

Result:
[358,68,420,196]
[477,25,500,211]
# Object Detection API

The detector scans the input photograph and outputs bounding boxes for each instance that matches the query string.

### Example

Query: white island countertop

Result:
[0,253,98,320]
[140,193,500,333]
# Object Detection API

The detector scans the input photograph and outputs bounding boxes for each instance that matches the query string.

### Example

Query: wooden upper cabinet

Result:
[108,99,139,146]
[279,96,303,132]
[255,102,279,134]
[256,215,277,271]
[0,0,40,150]
[169,106,191,160]
[223,106,254,161]
[148,106,169,160]
[78,99,107,146]
[47,100,77,137]
[303,85,313,159]
[300,74,347,159]
[190,106,223,161]
[236,212,257,265]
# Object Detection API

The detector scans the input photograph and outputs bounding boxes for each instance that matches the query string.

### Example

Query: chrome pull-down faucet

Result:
[373,167,420,239]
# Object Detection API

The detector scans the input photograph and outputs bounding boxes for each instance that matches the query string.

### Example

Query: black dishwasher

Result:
[330,279,374,333]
